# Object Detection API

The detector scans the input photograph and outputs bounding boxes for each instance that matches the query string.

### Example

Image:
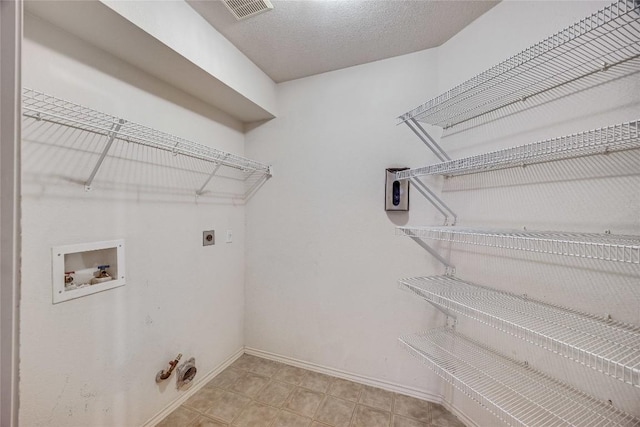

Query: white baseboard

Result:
[142,348,244,427]
[244,347,440,403]
[245,347,479,427]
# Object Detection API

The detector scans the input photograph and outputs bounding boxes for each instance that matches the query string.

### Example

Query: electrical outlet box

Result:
[52,240,125,304]
[203,230,215,246]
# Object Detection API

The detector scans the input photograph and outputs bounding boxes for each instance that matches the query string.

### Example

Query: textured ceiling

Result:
[187,0,499,83]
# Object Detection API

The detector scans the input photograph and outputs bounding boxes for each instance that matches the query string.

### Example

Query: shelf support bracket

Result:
[195,155,229,196]
[410,177,457,225]
[423,299,457,321]
[407,235,455,272]
[84,119,125,191]
[405,119,451,162]
[242,170,260,197]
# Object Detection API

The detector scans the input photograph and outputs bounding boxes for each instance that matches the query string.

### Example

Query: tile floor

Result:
[157,354,465,427]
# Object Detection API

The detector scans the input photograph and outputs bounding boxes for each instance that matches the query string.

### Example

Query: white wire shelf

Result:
[400,328,640,427]
[397,0,640,127]
[400,275,640,388]
[397,226,640,264]
[396,120,640,179]
[22,88,271,178]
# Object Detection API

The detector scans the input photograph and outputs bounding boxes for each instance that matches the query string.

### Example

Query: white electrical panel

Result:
[51,240,125,304]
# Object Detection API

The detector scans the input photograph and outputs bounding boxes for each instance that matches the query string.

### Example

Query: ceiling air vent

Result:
[223,0,274,21]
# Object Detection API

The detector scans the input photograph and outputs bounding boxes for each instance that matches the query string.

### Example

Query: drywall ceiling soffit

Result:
[24,0,275,123]
[187,0,500,83]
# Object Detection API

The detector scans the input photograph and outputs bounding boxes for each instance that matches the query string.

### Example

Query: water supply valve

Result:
[156,353,182,383]
[90,265,112,285]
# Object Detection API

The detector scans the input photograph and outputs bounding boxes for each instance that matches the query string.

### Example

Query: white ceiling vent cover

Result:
[223,0,274,21]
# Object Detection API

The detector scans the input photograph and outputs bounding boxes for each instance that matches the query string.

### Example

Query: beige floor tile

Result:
[284,388,324,417]
[314,396,355,427]
[430,404,465,427]
[230,372,270,398]
[184,388,227,413]
[351,404,390,427]
[206,368,245,390]
[298,371,332,393]
[327,378,362,402]
[392,395,433,423]
[157,406,200,427]
[391,414,428,427]
[359,385,393,412]
[272,410,312,427]
[202,390,251,423]
[189,415,229,427]
[232,401,279,427]
[230,354,258,371]
[249,357,282,377]
[274,365,307,385]
[161,361,462,427]
[255,381,295,407]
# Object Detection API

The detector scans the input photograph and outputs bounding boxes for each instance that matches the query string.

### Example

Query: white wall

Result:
[246,0,640,423]
[20,15,248,427]
[245,46,448,399]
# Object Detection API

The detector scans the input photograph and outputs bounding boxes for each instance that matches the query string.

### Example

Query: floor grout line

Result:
[347,397,357,427]
[311,392,328,422]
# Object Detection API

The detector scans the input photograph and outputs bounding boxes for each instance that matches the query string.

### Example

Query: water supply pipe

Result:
[156,353,182,383]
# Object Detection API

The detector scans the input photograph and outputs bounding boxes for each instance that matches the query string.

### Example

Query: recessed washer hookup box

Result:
[52,239,125,304]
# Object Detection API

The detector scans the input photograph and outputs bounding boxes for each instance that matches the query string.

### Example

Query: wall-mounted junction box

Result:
[385,168,409,211]
[52,239,125,304]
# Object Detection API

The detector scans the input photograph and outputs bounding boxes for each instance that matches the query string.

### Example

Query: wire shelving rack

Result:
[22,88,272,192]
[400,275,640,387]
[396,120,640,180]
[397,0,640,128]
[400,328,640,427]
[397,226,640,264]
